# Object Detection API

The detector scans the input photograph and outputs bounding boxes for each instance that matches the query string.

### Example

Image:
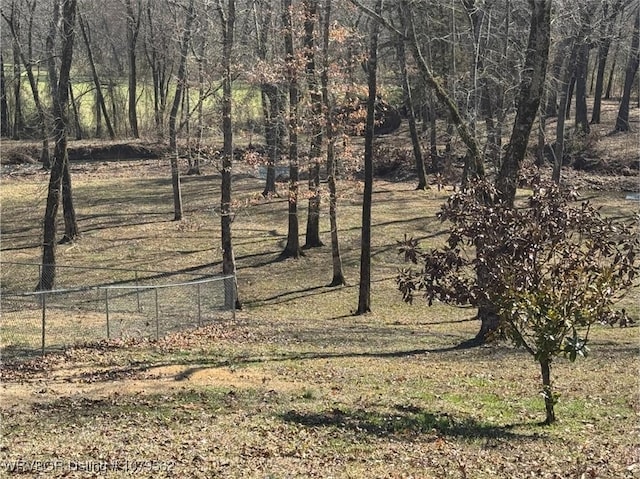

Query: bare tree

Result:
[78,12,115,139]
[217,0,241,309]
[168,0,196,221]
[125,0,142,138]
[38,0,78,290]
[322,0,345,287]
[496,0,552,207]
[615,5,640,132]
[303,0,325,248]
[280,0,302,259]
[356,0,382,315]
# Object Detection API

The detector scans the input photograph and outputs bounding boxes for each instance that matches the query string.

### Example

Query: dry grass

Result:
[0,150,639,478]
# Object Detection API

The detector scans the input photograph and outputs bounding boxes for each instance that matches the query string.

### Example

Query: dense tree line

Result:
[1,0,638,321]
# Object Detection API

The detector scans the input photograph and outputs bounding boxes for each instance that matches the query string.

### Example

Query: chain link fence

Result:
[0,262,236,359]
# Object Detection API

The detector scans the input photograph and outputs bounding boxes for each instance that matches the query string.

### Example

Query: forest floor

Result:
[0,100,638,478]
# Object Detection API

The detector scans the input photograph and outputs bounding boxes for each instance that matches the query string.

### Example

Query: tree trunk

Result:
[540,358,556,425]
[398,4,427,190]
[402,0,484,182]
[496,0,552,206]
[69,82,82,140]
[38,0,78,291]
[280,0,302,259]
[78,14,115,140]
[553,41,578,184]
[126,0,141,138]
[574,42,590,135]
[0,53,9,137]
[591,1,619,124]
[261,85,280,197]
[303,0,324,248]
[356,0,382,315]
[605,46,617,100]
[168,0,196,221]
[615,7,640,132]
[218,0,241,310]
[12,35,23,140]
[321,0,345,287]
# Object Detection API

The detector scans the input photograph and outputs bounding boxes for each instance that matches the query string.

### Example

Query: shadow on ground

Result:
[280,405,539,441]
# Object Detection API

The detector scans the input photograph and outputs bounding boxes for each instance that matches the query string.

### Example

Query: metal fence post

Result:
[41,291,46,355]
[135,271,141,313]
[155,288,159,340]
[105,289,110,339]
[197,282,202,327]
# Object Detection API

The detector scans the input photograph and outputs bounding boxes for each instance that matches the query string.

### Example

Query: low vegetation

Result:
[0,154,638,477]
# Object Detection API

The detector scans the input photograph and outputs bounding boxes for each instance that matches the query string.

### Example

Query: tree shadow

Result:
[280,405,539,441]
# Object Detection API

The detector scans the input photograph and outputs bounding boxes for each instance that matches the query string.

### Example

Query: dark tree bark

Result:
[496,0,552,207]
[356,0,382,315]
[168,0,196,221]
[144,0,169,134]
[553,42,578,184]
[0,53,8,137]
[217,0,241,310]
[540,359,556,424]
[605,46,618,99]
[261,85,283,197]
[303,0,324,248]
[398,3,428,190]
[126,0,141,138]
[615,6,640,132]
[253,2,280,197]
[574,42,591,135]
[321,0,345,287]
[38,0,78,291]
[591,1,620,124]
[78,14,115,139]
[280,0,303,259]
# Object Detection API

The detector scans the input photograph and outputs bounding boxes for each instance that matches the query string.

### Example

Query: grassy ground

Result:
[0,157,638,478]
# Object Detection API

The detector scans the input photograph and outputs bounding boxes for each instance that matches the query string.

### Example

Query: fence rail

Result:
[0,262,236,359]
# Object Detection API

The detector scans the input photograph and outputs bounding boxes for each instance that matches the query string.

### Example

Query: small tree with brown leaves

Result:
[397,181,639,424]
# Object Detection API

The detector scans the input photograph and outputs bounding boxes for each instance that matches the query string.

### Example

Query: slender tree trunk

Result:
[12,36,23,140]
[553,43,577,184]
[321,0,345,287]
[261,85,280,197]
[168,0,196,221]
[0,53,9,137]
[356,0,382,315]
[402,0,484,181]
[126,0,141,138]
[591,1,618,124]
[540,358,556,424]
[496,0,552,206]
[38,0,78,291]
[304,0,324,248]
[615,7,640,132]
[398,4,427,190]
[280,0,302,259]
[605,47,617,99]
[69,82,82,140]
[574,42,590,135]
[565,75,575,120]
[78,14,115,139]
[218,0,241,310]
